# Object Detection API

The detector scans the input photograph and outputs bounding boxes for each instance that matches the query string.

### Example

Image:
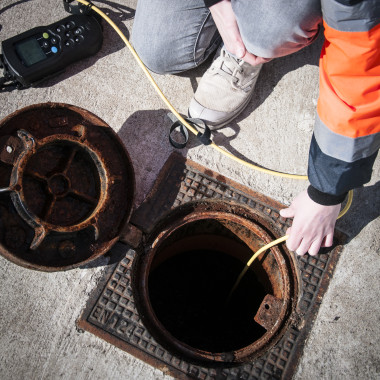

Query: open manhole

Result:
[0,103,135,271]
[78,154,345,379]
[135,200,298,364]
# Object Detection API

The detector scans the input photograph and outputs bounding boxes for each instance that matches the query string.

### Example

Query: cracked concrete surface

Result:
[0,0,379,379]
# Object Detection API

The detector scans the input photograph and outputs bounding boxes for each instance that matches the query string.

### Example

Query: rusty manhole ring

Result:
[0,103,135,271]
[134,200,298,365]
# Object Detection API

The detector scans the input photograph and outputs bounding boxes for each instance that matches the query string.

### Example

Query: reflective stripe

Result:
[310,0,380,194]
[322,0,380,32]
[308,134,378,195]
[317,22,380,138]
[314,114,380,162]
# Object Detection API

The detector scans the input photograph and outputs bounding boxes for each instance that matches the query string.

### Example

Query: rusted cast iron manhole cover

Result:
[78,153,345,379]
[0,103,135,271]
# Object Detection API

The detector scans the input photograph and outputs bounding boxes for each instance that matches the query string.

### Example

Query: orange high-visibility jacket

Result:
[307,0,380,205]
[205,0,379,204]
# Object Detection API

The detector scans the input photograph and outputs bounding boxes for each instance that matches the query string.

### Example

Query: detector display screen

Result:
[15,37,47,67]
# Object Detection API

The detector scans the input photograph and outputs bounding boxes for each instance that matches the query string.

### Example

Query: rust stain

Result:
[0,103,135,271]
[254,294,284,331]
[135,200,298,364]
[0,135,22,165]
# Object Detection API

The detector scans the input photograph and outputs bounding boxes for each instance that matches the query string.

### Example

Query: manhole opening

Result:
[141,213,290,363]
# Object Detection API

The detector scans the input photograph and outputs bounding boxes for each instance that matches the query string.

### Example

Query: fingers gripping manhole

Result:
[135,201,297,364]
[0,103,135,271]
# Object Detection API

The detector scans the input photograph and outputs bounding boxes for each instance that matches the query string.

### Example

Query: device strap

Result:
[63,0,96,16]
[168,115,212,149]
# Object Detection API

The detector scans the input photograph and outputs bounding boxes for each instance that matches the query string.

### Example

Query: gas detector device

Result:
[0,1,103,90]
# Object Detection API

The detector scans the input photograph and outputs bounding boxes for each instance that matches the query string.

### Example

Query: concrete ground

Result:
[0,0,379,379]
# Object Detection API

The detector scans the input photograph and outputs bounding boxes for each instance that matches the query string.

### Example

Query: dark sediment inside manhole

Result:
[149,249,268,352]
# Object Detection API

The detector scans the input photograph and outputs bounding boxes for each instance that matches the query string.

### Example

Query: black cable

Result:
[0,76,19,92]
[0,55,19,92]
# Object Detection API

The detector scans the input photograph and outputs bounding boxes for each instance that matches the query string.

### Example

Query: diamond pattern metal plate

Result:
[77,152,345,379]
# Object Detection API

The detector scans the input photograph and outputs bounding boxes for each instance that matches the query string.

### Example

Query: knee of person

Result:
[235,4,321,59]
[244,42,282,60]
[132,36,177,75]
[243,29,319,59]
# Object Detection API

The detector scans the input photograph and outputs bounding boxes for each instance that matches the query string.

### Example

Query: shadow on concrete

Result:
[337,181,380,243]
[116,109,185,206]
[79,107,181,270]
[0,1,28,23]
[0,0,34,33]
[248,33,323,112]
[181,121,271,173]
[81,138,187,271]
[96,0,135,23]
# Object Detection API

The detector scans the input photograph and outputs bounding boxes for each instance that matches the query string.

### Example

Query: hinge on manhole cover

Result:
[119,223,143,248]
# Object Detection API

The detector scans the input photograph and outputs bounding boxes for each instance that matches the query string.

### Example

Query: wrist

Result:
[307,185,347,206]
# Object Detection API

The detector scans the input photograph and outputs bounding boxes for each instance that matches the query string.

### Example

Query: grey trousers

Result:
[132,0,322,74]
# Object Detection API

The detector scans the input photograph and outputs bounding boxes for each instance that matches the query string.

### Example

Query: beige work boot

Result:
[188,47,263,129]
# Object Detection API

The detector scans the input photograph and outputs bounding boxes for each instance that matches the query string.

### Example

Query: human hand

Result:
[209,0,271,66]
[279,190,341,256]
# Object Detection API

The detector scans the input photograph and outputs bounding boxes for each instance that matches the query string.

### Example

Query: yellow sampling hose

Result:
[76,0,306,179]
[75,0,353,293]
[227,189,353,301]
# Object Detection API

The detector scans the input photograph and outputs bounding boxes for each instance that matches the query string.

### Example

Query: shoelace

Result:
[211,49,256,92]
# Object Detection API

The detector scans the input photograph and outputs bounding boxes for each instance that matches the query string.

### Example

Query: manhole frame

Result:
[134,199,299,365]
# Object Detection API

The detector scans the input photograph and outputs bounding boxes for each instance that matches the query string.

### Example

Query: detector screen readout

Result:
[15,37,47,67]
